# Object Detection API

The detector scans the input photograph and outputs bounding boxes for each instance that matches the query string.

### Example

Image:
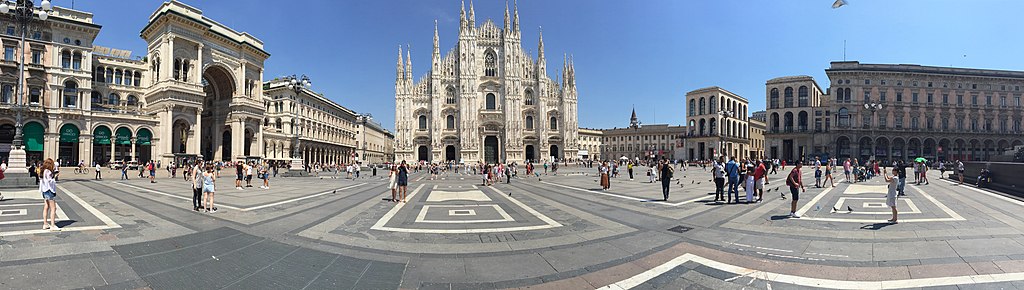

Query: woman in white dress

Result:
[883,167,899,224]
[388,166,398,202]
[745,165,755,203]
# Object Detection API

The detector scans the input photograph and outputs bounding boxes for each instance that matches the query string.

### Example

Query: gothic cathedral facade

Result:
[394,2,580,164]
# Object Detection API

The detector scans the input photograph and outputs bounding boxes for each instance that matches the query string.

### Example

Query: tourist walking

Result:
[260,164,270,189]
[599,162,610,190]
[648,165,656,183]
[388,165,398,202]
[754,160,766,202]
[659,159,674,201]
[744,164,755,203]
[725,157,739,203]
[843,158,852,183]
[94,163,102,180]
[235,162,244,190]
[245,163,254,187]
[786,163,805,218]
[202,164,217,213]
[192,161,203,211]
[822,162,835,187]
[917,161,929,185]
[956,160,965,185]
[39,158,60,231]
[938,161,946,179]
[884,167,899,224]
[627,162,634,180]
[397,161,409,203]
[712,158,725,202]
[148,161,156,183]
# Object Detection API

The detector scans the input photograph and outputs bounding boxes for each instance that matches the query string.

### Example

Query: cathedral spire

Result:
[537,27,546,75]
[468,0,476,27]
[503,0,510,31]
[460,0,466,30]
[513,0,520,34]
[432,20,441,74]
[397,45,405,80]
[630,106,639,128]
[405,45,413,81]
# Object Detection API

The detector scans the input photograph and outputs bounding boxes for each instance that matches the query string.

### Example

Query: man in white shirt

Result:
[94,163,102,180]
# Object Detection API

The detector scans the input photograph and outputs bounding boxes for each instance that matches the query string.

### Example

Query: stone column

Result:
[230,117,243,161]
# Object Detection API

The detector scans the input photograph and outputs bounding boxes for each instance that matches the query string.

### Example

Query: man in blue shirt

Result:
[725,156,740,203]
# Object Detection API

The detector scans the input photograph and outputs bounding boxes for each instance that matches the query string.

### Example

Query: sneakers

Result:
[789,213,801,218]
[210,209,218,213]
[236,187,243,190]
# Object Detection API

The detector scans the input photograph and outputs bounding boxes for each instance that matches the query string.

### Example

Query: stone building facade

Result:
[748,118,765,160]
[393,2,579,164]
[818,61,1024,162]
[261,76,359,165]
[356,114,395,165]
[767,61,1024,163]
[598,109,686,162]
[577,127,602,161]
[0,1,386,168]
[763,75,826,162]
[684,86,750,161]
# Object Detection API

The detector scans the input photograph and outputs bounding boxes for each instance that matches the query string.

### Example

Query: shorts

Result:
[203,185,215,193]
[237,174,243,181]
[754,179,764,190]
[42,190,56,200]
[397,177,408,186]
[844,170,850,175]
[789,187,800,201]
[246,175,253,182]
[149,170,155,176]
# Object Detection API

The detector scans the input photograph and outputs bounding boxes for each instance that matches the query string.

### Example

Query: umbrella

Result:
[914,157,927,163]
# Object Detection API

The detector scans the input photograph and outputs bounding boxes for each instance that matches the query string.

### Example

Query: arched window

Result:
[133,71,142,86]
[838,107,850,127]
[784,87,794,108]
[688,99,695,116]
[127,95,139,106]
[0,84,11,103]
[181,59,190,82]
[835,88,842,102]
[275,118,282,129]
[108,93,120,106]
[114,69,123,85]
[62,80,78,107]
[550,116,558,130]
[485,93,496,110]
[418,115,427,130]
[709,96,716,114]
[72,51,82,70]
[798,86,809,107]
[524,90,534,106]
[91,91,101,105]
[61,50,71,69]
[484,51,497,77]
[94,66,104,82]
[173,59,181,80]
[844,88,852,102]
[105,67,113,83]
[525,115,534,130]
[699,97,706,115]
[152,57,161,80]
[446,115,455,129]
[445,87,456,104]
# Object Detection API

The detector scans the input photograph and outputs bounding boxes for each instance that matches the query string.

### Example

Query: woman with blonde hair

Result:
[39,158,59,230]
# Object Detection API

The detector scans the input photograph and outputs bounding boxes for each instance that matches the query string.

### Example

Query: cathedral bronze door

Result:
[549,145,559,161]
[525,145,535,162]
[418,146,429,162]
[445,145,457,162]
[484,136,499,164]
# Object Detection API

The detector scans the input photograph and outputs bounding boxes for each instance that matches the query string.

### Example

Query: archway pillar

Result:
[231,118,244,161]
[159,106,174,161]
[193,109,202,158]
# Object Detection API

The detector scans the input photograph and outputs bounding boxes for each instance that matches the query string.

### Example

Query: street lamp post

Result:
[2,0,52,174]
[864,102,882,162]
[287,75,310,170]
[718,110,734,159]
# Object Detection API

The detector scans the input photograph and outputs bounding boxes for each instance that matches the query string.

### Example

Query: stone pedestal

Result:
[6,148,28,174]
[0,172,37,189]
[289,158,304,170]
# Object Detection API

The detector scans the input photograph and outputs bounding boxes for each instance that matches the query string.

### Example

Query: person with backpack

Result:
[786,163,806,218]
[659,159,674,201]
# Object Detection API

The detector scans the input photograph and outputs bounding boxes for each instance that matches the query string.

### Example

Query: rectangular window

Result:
[957,119,963,130]
[895,116,903,129]
[986,96,992,105]
[896,92,903,102]
[972,95,978,105]
[958,95,964,105]
[880,91,886,102]
[1017,96,1021,107]
[942,118,949,130]
[863,91,870,102]
[927,118,934,130]
[5,26,12,35]
[31,50,41,64]
[912,93,918,103]
[911,117,918,129]
[927,93,933,103]
[3,46,13,61]
[943,94,949,104]
[1001,96,1007,106]
[865,79,870,85]
[928,82,933,87]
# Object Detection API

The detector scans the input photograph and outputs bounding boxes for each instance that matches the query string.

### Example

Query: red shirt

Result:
[754,163,765,180]
[787,168,802,187]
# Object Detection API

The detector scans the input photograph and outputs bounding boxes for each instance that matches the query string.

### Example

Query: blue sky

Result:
[72,0,1024,131]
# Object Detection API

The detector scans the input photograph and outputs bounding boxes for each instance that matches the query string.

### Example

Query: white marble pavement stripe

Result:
[114,182,365,212]
[602,253,1024,289]
[539,181,708,206]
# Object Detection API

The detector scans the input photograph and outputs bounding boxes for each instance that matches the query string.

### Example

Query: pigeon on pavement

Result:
[832,206,839,212]
[847,206,853,212]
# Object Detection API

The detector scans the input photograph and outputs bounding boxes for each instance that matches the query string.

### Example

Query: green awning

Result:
[93,126,111,145]
[59,124,79,143]
[115,127,132,145]
[22,122,43,152]
[136,128,152,145]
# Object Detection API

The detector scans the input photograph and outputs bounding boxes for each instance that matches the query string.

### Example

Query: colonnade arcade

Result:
[833,135,1023,162]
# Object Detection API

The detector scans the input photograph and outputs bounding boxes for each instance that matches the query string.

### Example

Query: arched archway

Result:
[418,145,429,162]
[92,125,112,165]
[550,144,559,161]
[445,145,456,162]
[221,130,232,160]
[525,144,536,162]
[136,128,153,163]
[484,136,499,164]
[244,129,254,156]
[58,123,80,166]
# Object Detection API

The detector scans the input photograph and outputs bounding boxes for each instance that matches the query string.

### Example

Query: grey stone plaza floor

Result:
[3,166,1024,289]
